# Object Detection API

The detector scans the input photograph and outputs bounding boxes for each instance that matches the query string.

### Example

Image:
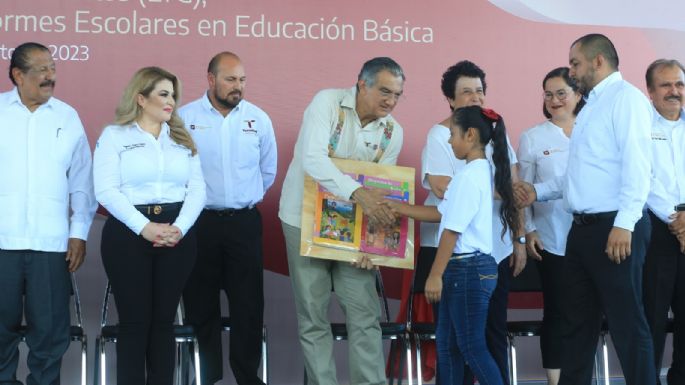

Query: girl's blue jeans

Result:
[436,253,503,385]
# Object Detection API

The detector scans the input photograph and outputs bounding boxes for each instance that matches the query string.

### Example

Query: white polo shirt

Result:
[518,120,572,256]
[0,87,96,252]
[179,94,277,210]
[93,122,206,236]
[647,108,685,224]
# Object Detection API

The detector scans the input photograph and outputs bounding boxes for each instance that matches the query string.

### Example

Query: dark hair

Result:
[357,57,405,87]
[542,67,585,118]
[451,105,519,239]
[441,60,487,102]
[207,51,241,75]
[572,33,619,70]
[645,59,685,90]
[9,42,50,86]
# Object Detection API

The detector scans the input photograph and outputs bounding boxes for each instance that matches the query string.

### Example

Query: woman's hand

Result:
[526,231,544,260]
[351,255,377,270]
[424,274,443,303]
[141,223,183,247]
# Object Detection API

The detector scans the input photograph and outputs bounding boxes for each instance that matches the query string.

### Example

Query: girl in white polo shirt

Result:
[389,105,518,385]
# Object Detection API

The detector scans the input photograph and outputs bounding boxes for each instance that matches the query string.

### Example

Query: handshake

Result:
[141,222,183,247]
[512,181,537,208]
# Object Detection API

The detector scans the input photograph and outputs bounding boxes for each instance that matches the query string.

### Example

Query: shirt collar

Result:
[201,91,243,114]
[9,87,55,110]
[586,71,622,102]
[343,86,389,128]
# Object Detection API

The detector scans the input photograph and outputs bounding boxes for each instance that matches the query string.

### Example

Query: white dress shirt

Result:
[179,95,277,209]
[0,88,96,252]
[647,108,685,224]
[279,87,404,227]
[518,120,572,256]
[419,122,517,260]
[535,72,652,231]
[93,122,206,236]
[438,159,495,259]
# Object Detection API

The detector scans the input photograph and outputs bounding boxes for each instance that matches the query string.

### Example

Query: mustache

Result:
[40,80,55,87]
[666,95,682,101]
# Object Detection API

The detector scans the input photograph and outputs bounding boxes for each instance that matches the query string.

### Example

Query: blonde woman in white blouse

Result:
[93,67,206,385]
[517,67,583,385]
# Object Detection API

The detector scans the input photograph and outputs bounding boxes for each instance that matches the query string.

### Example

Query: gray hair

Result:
[357,57,405,87]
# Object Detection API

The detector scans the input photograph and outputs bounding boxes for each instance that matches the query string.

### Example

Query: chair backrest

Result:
[375,269,392,324]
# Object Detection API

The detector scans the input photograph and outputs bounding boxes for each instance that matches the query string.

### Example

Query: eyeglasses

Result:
[377,87,403,101]
[543,88,572,101]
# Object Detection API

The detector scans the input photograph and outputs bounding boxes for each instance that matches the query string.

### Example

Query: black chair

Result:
[19,272,87,385]
[303,269,413,385]
[220,317,269,383]
[507,261,609,385]
[92,282,202,385]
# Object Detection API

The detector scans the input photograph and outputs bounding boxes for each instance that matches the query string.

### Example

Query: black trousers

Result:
[643,210,685,385]
[101,206,197,385]
[559,212,655,385]
[537,250,565,369]
[415,246,510,385]
[183,208,265,385]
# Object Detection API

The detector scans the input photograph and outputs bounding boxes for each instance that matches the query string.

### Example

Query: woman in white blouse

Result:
[517,67,583,385]
[94,66,205,385]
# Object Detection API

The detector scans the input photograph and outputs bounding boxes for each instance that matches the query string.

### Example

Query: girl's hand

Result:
[424,274,443,303]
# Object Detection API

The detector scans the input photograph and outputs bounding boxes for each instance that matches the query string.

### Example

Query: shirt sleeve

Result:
[300,92,363,199]
[259,114,278,193]
[612,90,653,231]
[647,172,675,224]
[67,115,97,240]
[421,125,454,189]
[517,131,537,233]
[438,172,481,233]
[93,127,150,235]
[172,153,206,235]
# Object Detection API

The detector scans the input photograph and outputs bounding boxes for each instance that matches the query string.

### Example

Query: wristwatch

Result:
[516,236,526,245]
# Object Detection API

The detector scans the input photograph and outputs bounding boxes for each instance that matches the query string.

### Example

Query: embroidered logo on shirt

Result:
[122,143,146,151]
[651,131,668,141]
[189,124,210,130]
[243,120,257,133]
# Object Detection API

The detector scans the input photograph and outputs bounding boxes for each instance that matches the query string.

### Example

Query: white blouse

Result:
[518,120,572,256]
[94,122,206,236]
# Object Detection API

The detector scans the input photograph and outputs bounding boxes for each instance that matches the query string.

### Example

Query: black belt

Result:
[205,206,255,217]
[134,202,183,215]
[572,211,617,226]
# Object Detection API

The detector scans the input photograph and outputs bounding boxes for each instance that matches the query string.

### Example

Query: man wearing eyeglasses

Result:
[279,57,404,385]
[643,59,685,385]
[0,42,96,385]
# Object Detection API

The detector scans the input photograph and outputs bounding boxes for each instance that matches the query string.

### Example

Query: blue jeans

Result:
[436,254,502,385]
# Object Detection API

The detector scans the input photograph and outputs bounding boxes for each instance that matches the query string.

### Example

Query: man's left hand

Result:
[510,242,527,277]
[351,255,378,270]
[605,227,632,263]
[669,212,685,236]
[66,238,86,272]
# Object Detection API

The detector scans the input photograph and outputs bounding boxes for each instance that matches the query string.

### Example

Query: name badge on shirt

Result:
[651,131,668,141]
[189,124,211,130]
